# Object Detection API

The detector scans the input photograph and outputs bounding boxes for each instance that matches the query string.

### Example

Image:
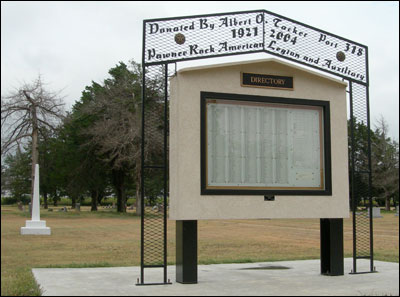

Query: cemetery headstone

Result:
[76,203,80,211]
[395,206,399,217]
[368,207,383,218]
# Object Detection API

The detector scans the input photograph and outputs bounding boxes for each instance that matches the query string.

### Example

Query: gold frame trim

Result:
[205,98,324,191]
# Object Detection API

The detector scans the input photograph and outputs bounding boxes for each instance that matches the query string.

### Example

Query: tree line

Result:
[1,60,399,212]
[349,117,399,210]
[1,61,164,214]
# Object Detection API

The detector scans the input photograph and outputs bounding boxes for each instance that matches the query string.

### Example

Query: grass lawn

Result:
[1,205,399,296]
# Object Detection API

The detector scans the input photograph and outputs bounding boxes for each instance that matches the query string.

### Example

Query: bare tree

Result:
[372,116,399,210]
[1,75,65,204]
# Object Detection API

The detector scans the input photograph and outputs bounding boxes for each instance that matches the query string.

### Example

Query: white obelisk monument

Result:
[21,164,51,235]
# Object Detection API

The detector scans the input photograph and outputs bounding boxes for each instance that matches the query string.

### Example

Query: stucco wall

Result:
[169,59,349,220]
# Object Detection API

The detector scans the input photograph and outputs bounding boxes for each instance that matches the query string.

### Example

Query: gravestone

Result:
[367,207,383,218]
[75,203,80,211]
[395,206,399,217]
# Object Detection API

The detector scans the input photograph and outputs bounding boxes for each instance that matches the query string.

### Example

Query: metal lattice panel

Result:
[263,12,367,85]
[355,212,371,258]
[144,10,368,85]
[139,64,170,284]
[143,198,164,265]
[350,81,373,272]
[354,173,371,258]
[144,11,264,65]
[352,83,369,124]
[351,83,370,173]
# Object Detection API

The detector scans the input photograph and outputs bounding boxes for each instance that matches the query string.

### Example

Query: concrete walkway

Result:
[33,259,399,296]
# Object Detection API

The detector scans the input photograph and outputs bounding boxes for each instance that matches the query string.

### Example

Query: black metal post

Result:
[320,219,344,276]
[349,81,357,274]
[140,20,146,285]
[176,220,198,284]
[163,63,169,283]
[365,49,374,273]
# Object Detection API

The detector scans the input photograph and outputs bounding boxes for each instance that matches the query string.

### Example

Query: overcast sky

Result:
[2,1,399,140]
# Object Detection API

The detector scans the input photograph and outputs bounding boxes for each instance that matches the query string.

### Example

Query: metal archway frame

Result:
[139,9,374,285]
